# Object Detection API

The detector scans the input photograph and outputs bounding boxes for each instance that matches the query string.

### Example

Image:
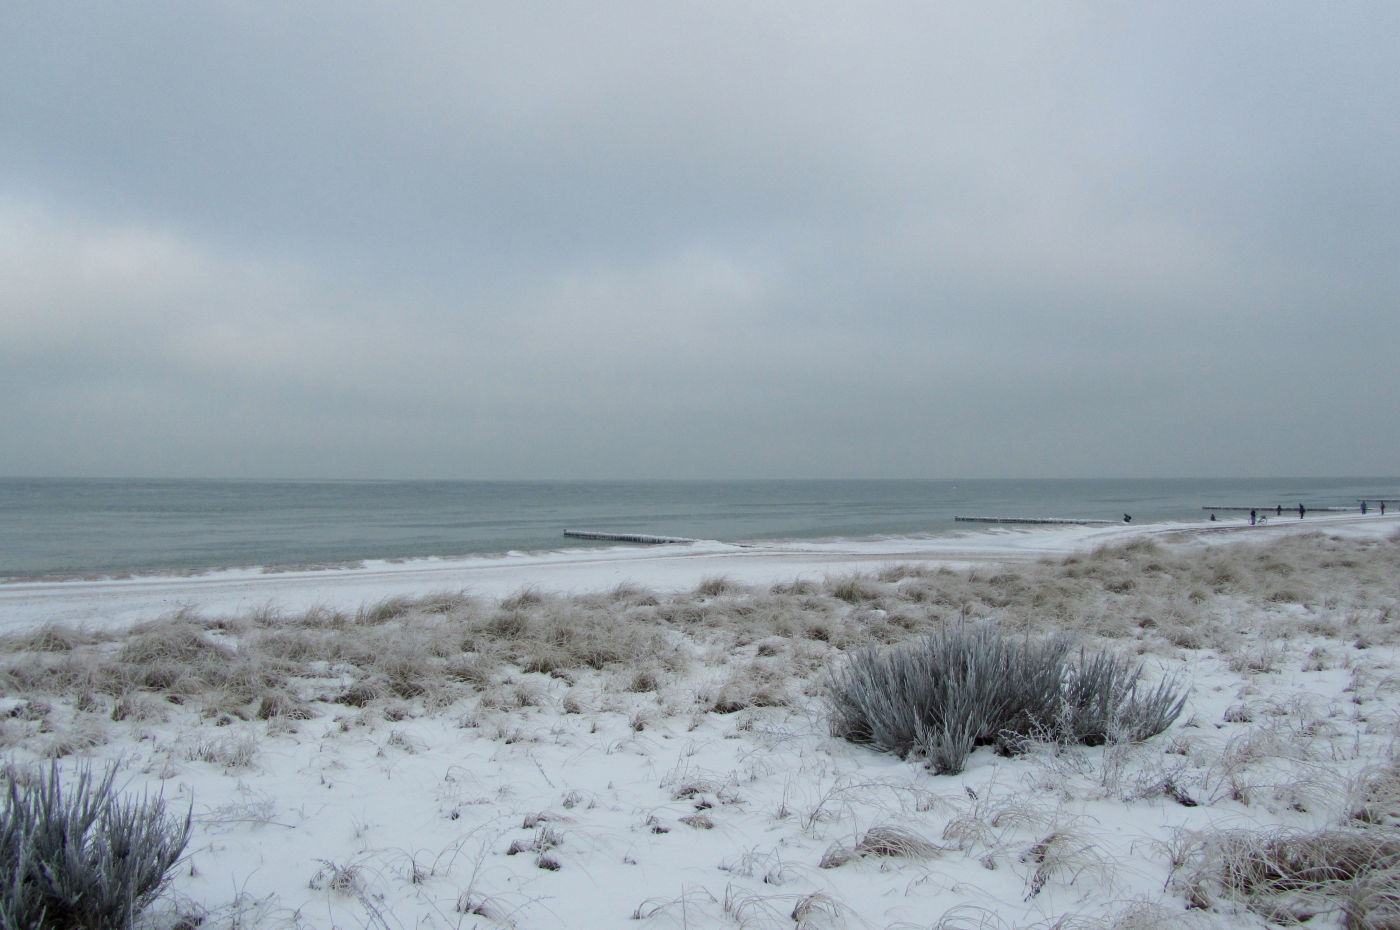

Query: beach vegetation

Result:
[825,625,1186,774]
[1179,825,1400,926]
[825,572,883,604]
[0,762,190,930]
[695,574,738,597]
[819,824,942,868]
[1,530,1399,928]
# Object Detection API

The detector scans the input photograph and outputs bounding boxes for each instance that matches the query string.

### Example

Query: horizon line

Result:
[4,474,1398,484]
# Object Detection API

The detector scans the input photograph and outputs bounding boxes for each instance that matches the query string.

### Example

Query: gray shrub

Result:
[0,763,191,930]
[825,625,1185,774]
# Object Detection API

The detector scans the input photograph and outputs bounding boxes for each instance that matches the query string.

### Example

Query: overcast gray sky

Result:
[3,2,1397,480]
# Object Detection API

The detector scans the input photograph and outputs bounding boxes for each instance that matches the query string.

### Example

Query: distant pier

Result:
[954,516,1116,526]
[563,530,695,544]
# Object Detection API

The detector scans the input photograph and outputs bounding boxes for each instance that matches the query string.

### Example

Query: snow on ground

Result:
[3,514,1399,929]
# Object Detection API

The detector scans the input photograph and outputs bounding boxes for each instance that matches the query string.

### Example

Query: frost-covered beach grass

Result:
[3,518,1399,929]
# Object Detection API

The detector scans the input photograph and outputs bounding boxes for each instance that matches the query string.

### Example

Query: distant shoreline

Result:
[5,476,1394,580]
[3,511,1395,636]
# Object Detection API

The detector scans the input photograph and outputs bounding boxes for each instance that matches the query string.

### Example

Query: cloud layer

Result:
[3,2,1398,478]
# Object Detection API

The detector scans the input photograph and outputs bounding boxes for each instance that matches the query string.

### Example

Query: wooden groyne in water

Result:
[563,530,696,545]
[1201,506,1354,513]
[954,516,1116,526]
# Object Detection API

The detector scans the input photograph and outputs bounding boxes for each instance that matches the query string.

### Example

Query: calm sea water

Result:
[1,477,1395,580]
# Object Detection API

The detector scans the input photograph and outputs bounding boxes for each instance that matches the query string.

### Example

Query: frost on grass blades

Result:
[824,625,1187,774]
[0,526,1398,928]
[0,762,190,930]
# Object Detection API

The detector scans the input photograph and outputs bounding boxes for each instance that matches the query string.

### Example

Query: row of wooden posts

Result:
[566,499,1397,545]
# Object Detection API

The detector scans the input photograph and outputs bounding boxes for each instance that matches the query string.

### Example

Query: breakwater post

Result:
[1201,506,1354,513]
[563,530,696,544]
[953,516,1116,526]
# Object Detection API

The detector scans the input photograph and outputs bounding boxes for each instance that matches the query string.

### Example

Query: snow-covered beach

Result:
[3,513,1399,929]
[2,513,1383,635]
[8,0,1400,925]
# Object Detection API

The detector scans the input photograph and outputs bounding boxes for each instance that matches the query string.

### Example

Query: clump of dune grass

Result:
[5,623,108,653]
[1351,759,1400,828]
[1181,827,1400,926]
[825,573,885,604]
[825,625,1186,774]
[709,661,791,714]
[695,575,740,597]
[0,762,190,930]
[819,824,942,868]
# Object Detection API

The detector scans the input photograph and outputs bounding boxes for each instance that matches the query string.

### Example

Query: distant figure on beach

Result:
[1276,505,1282,516]
[1362,501,1368,514]
[1250,509,1257,525]
[1123,514,1131,523]
[1298,503,1306,519]
[1209,513,1216,521]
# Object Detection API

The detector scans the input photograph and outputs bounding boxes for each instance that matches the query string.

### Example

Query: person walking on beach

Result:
[1298,503,1306,519]
[1277,505,1282,516]
[1250,509,1257,525]
[1362,501,1368,515]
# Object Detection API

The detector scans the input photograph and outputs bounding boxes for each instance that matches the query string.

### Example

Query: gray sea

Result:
[2,477,1395,580]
